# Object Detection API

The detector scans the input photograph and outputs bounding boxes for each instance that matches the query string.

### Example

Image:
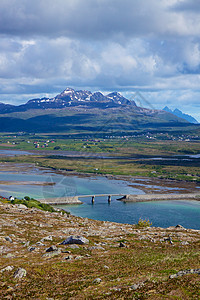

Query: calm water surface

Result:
[0,164,199,229]
[63,198,200,229]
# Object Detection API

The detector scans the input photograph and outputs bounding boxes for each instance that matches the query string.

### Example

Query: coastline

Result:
[1,160,200,200]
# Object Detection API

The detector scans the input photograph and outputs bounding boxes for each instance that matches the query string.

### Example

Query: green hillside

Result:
[0,106,196,135]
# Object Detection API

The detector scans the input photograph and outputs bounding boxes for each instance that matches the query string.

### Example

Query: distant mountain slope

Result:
[163,106,198,124]
[0,102,16,114]
[0,106,190,134]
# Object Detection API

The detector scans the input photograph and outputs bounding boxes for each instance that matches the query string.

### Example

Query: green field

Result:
[0,134,200,182]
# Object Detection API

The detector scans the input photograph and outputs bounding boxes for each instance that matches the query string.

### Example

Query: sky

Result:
[0,0,200,120]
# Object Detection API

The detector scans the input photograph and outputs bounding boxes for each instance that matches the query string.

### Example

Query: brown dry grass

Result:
[0,201,199,299]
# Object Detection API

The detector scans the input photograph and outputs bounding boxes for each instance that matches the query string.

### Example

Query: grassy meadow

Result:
[0,134,200,182]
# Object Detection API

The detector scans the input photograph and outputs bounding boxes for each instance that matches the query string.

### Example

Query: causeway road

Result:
[117,193,200,202]
[39,193,200,205]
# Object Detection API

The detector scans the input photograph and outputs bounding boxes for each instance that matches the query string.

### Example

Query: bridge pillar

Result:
[91,196,95,204]
[108,195,111,203]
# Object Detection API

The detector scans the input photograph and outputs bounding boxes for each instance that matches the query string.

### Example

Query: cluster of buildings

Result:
[33,140,55,148]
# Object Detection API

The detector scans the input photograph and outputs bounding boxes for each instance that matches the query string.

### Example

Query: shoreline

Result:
[0,161,200,196]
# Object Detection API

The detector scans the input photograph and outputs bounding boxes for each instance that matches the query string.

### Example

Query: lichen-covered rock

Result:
[41,235,53,242]
[16,204,28,210]
[130,282,144,290]
[13,268,27,279]
[169,269,200,278]
[1,265,14,273]
[93,278,102,284]
[88,245,105,250]
[42,249,61,258]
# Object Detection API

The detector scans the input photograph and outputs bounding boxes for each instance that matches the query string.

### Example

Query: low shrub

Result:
[11,198,56,212]
[136,218,152,228]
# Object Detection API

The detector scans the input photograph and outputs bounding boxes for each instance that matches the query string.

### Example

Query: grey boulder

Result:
[60,236,89,245]
[46,245,58,252]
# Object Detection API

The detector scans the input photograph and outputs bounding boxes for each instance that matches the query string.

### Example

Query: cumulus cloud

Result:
[0,0,200,119]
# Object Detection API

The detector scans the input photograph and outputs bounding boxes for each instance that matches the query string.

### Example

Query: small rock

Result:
[175,224,184,229]
[1,266,14,273]
[164,236,173,244]
[130,282,144,290]
[36,241,45,246]
[93,278,102,284]
[24,241,30,247]
[60,235,89,245]
[75,256,83,260]
[104,265,109,269]
[41,235,53,242]
[5,236,13,243]
[119,242,126,248]
[46,245,58,252]
[16,204,28,209]
[88,246,105,251]
[28,246,36,252]
[4,253,15,258]
[13,268,27,279]
[64,255,73,260]
[42,250,61,258]
[112,287,121,291]
[180,241,189,245]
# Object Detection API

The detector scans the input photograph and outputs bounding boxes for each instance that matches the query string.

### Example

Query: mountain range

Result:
[0,88,137,114]
[163,106,198,124]
[0,88,197,134]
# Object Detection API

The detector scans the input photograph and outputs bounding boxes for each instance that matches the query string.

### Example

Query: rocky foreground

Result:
[0,201,199,299]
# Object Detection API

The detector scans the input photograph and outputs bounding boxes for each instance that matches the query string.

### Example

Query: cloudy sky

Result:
[0,0,200,120]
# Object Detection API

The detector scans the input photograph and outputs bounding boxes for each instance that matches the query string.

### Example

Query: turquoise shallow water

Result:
[0,171,143,199]
[0,167,199,229]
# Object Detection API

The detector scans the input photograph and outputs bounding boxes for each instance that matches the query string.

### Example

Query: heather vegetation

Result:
[0,200,199,299]
[10,197,56,213]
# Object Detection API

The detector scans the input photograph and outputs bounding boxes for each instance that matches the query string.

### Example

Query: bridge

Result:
[40,194,125,205]
[78,194,125,203]
[39,192,200,205]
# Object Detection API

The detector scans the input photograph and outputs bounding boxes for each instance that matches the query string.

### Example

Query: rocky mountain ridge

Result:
[0,88,196,133]
[28,88,137,108]
[0,88,137,113]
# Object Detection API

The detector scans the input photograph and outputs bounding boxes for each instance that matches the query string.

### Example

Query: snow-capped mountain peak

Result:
[23,88,138,110]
